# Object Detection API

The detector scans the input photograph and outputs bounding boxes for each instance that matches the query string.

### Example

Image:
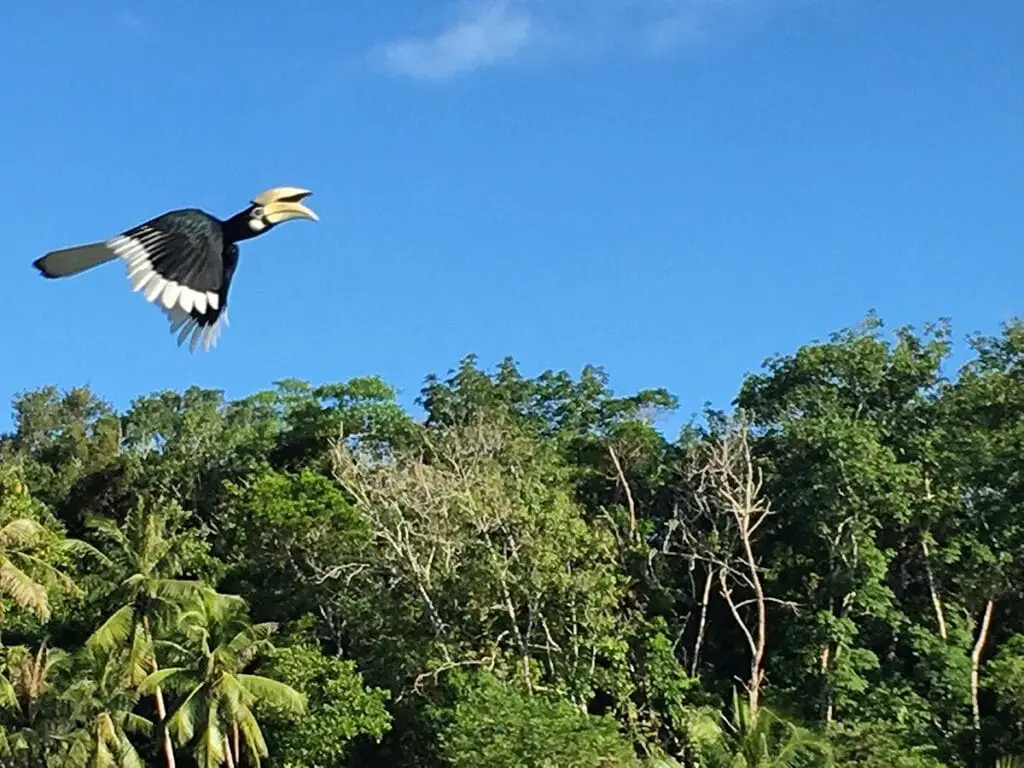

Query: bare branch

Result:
[664,417,776,717]
[607,444,638,543]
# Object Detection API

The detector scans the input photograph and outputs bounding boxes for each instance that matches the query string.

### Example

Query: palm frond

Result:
[86,605,136,655]
[121,573,146,593]
[122,712,152,736]
[166,684,205,746]
[237,674,305,715]
[237,709,270,761]
[151,578,208,605]
[197,698,225,768]
[217,675,250,726]
[92,734,116,768]
[56,729,92,768]
[11,551,82,595]
[223,623,277,669]
[117,735,146,768]
[124,622,153,687]
[58,536,110,567]
[0,674,16,710]
[83,513,124,543]
[137,667,188,696]
[201,591,247,623]
[96,711,117,745]
[0,518,46,548]
[152,639,192,664]
[0,559,49,618]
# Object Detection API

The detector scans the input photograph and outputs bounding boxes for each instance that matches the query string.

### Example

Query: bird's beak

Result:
[251,186,319,223]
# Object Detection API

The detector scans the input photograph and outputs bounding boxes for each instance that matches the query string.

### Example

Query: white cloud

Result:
[378,1,535,81]
[375,0,771,81]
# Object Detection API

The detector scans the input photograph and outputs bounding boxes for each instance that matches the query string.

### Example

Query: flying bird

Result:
[32,186,318,352]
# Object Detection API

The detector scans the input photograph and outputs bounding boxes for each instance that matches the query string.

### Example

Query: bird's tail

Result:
[32,242,117,279]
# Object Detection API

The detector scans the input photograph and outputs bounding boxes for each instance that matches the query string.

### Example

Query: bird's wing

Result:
[110,210,231,352]
[114,211,224,313]
[159,244,239,354]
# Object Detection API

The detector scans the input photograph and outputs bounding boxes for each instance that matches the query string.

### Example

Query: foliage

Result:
[434,670,639,768]
[0,313,1021,766]
[140,594,306,767]
[256,642,391,767]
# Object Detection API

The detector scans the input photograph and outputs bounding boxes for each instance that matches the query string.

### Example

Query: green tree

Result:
[435,670,639,768]
[215,468,372,654]
[0,642,72,766]
[0,467,93,632]
[256,642,392,767]
[0,386,121,513]
[2,315,1023,768]
[733,315,954,744]
[85,502,215,768]
[142,595,305,767]
[931,320,1024,764]
[57,648,152,768]
[708,689,833,768]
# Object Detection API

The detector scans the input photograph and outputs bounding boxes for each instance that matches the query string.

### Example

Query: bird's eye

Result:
[251,206,265,219]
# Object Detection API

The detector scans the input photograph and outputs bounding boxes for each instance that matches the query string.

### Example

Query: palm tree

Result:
[708,689,833,768]
[0,516,90,628]
[55,647,153,768]
[141,594,305,767]
[85,503,214,768]
[0,641,73,765]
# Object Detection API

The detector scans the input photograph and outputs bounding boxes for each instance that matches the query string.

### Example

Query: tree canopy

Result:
[1,313,1022,766]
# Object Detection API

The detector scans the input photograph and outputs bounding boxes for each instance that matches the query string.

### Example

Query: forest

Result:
[0,312,1022,767]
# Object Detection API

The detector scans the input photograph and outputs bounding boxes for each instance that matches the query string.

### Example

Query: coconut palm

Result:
[141,594,305,767]
[85,504,214,768]
[0,641,73,766]
[0,516,91,627]
[54,647,152,768]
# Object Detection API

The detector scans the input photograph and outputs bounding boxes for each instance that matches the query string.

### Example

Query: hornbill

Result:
[32,186,318,352]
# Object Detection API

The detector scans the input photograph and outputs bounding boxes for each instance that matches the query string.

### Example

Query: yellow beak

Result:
[251,186,319,223]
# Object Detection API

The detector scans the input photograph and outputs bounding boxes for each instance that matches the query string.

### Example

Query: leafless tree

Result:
[665,417,793,718]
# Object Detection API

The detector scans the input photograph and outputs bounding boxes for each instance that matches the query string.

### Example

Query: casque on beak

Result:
[252,186,319,224]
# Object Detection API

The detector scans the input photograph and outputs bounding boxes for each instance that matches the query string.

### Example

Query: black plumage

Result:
[32,187,317,352]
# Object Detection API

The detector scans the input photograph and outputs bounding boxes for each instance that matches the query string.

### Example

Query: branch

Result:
[607,444,638,543]
[406,656,497,700]
[733,596,799,612]
[719,567,757,661]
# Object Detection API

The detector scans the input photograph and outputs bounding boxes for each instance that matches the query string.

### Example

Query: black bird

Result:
[32,186,318,352]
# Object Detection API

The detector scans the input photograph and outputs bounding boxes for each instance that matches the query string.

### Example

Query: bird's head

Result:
[246,186,319,234]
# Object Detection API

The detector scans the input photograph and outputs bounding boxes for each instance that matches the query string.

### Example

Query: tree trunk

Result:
[739,521,767,718]
[718,567,765,718]
[608,445,638,543]
[819,642,843,724]
[224,734,236,768]
[971,599,995,766]
[921,537,948,641]
[143,615,176,768]
[690,567,715,676]
[232,720,240,764]
[820,593,854,725]
[820,643,833,724]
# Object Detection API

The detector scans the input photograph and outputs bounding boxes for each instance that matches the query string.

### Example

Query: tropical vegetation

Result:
[0,312,1022,766]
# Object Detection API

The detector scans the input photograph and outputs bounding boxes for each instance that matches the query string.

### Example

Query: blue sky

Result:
[1,1,1021,436]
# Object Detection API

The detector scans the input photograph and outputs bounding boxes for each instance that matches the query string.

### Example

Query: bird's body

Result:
[33,187,317,352]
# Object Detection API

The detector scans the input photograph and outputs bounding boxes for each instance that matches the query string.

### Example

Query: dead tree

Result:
[669,417,792,719]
